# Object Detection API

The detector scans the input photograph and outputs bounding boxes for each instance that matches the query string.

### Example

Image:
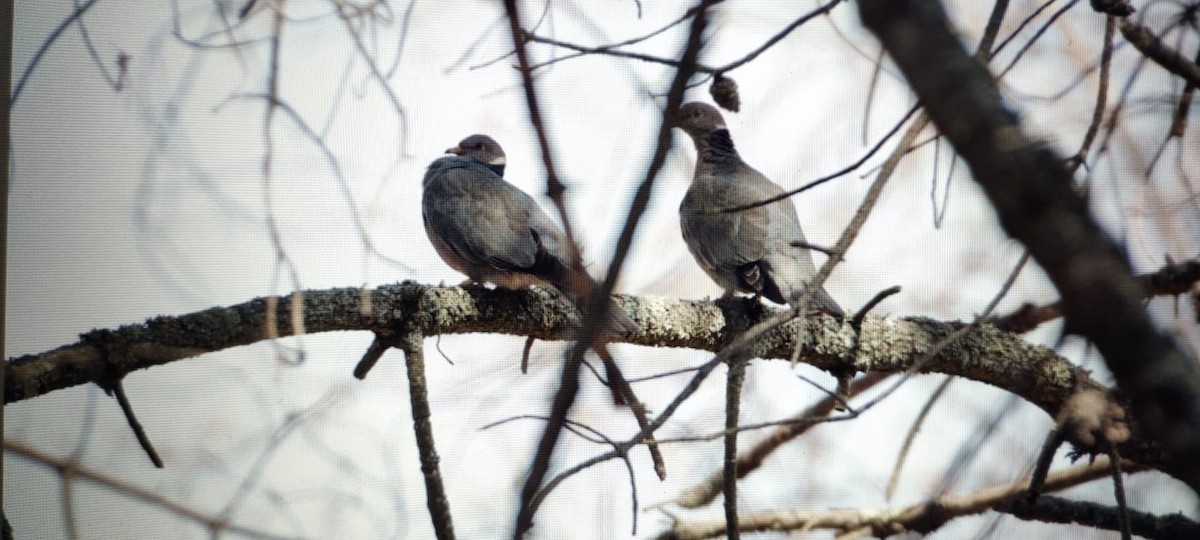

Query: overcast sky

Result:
[6,1,1200,538]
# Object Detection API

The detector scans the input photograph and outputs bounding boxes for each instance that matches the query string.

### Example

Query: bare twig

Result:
[673,372,889,509]
[599,348,667,479]
[4,441,307,540]
[722,356,748,539]
[353,334,391,380]
[332,0,411,156]
[1120,18,1200,86]
[400,329,455,540]
[525,0,841,76]
[71,0,123,91]
[1027,428,1066,500]
[1109,441,1132,540]
[10,0,101,105]
[718,104,920,214]
[109,380,164,468]
[662,458,1148,539]
[527,1,726,71]
[502,0,591,532]
[1066,15,1116,173]
[998,1,1081,79]
[885,375,953,500]
[849,285,901,332]
[228,93,414,273]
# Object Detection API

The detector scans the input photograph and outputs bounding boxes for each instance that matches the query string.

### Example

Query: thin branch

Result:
[528,0,726,71]
[708,0,842,74]
[229,93,414,273]
[332,0,411,156]
[504,0,582,266]
[10,0,102,106]
[885,375,953,500]
[524,0,841,76]
[662,458,1149,539]
[1120,18,1200,86]
[992,0,1059,57]
[1027,428,1066,500]
[109,380,163,468]
[998,1,1081,79]
[400,329,456,540]
[72,0,122,91]
[722,357,747,539]
[673,373,889,509]
[599,347,667,480]
[259,11,292,282]
[502,0,597,534]
[4,441,308,540]
[1109,442,1132,540]
[975,0,1010,60]
[1067,15,1116,173]
[718,105,921,214]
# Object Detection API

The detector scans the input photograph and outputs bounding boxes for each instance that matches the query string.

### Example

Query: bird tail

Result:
[558,263,639,407]
[559,266,638,336]
[810,286,844,318]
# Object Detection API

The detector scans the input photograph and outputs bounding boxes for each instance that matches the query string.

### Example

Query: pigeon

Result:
[421,134,635,403]
[674,103,843,316]
[421,134,587,297]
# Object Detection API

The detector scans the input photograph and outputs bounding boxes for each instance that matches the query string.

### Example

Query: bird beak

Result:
[446,146,463,155]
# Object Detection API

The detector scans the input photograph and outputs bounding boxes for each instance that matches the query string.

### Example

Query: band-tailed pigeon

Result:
[421,134,588,297]
[422,134,635,402]
[674,103,843,316]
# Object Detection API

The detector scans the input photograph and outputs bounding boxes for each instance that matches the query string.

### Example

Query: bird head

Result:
[447,134,507,169]
[672,102,727,139]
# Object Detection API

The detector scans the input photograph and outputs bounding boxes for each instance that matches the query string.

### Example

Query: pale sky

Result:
[6,1,1199,539]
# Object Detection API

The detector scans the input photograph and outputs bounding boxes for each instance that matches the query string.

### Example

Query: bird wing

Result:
[680,167,772,292]
[743,166,843,313]
[422,158,553,274]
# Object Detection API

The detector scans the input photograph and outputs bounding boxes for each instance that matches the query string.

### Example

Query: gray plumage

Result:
[422,134,583,297]
[674,103,843,316]
[422,135,637,335]
[422,135,635,406]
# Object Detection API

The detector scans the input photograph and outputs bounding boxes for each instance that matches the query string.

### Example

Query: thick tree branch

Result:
[858,0,1200,493]
[4,282,1177,476]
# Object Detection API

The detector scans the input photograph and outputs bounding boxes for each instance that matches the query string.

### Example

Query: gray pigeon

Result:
[422,134,635,403]
[422,135,586,297]
[674,103,843,316]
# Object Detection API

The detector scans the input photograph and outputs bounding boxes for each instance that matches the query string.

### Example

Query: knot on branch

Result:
[80,328,129,393]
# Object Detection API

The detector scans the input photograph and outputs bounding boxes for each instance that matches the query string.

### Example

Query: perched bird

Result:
[674,102,843,316]
[421,134,635,402]
[421,134,586,296]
